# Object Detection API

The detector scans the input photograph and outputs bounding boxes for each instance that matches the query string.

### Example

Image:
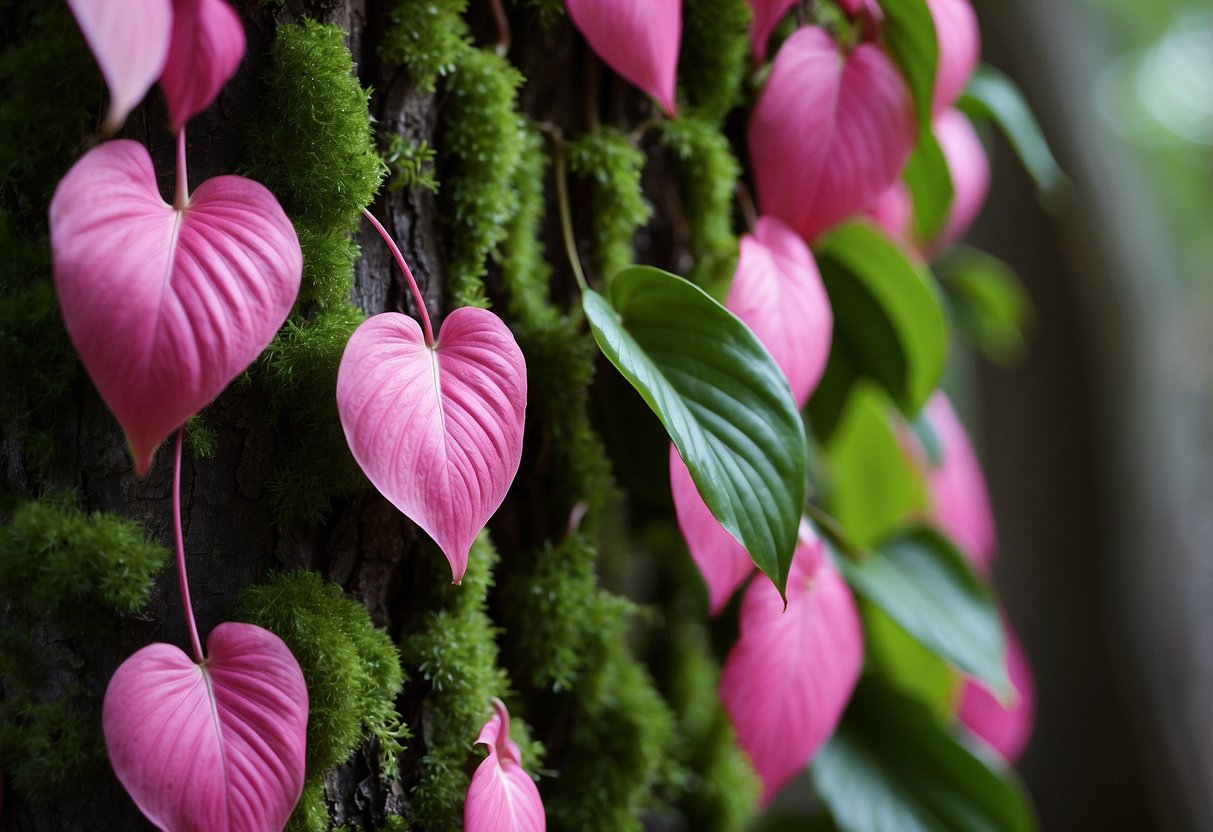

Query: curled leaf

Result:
[102,622,308,832]
[49,140,302,475]
[958,615,1035,762]
[932,108,990,252]
[565,0,681,115]
[160,0,246,132]
[746,0,796,61]
[336,309,527,583]
[927,0,980,113]
[465,699,546,832]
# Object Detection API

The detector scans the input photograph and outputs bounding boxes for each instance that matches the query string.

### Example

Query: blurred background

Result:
[965,0,1211,827]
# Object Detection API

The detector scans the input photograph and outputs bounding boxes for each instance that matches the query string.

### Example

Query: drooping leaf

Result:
[719,529,863,804]
[938,246,1033,365]
[726,216,833,409]
[564,0,681,115]
[874,0,938,124]
[65,0,172,132]
[749,27,916,243]
[746,0,797,61]
[160,0,246,132]
[959,64,1068,203]
[901,128,954,242]
[924,0,980,113]
[583,266,806,597]
[958,614,1036,763]
[102,622,309,832]
[814,222,947,416]
[835,526,1009,693]
[465,699,546,832]
[811,676,1036,832]
[931,108,990,252]
[862,604,959,717]
[336,309,527,583]
[49,140,302,476]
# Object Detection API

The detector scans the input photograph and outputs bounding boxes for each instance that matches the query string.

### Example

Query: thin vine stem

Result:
[735,179,759,234]
[173,428,204,664]
[552,141,590,294]
[174,128,189,211]
[362,207,435,346]
[488,0,511,56]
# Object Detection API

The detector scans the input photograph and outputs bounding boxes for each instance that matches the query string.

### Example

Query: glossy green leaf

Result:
[583,266,807,597]
[862,603,959,717]
[811,676,1036,832]
[815,223,948,417]
[876,0,938,125]
[903,129,955,240]
[959,65,1068,205]
[837,526,1009,693]
[939,245,1033,365]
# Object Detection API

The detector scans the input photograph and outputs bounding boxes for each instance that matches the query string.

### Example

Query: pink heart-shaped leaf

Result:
[337,309,527,583]
[49,140,302,476]
[958,614,1034,762]
[928,0,980,114]
[727,216,833,408]
[465,699,546,832]
[719,526,863,804]
[160,0,246,132]
[746,0,796,61]
[66,0,172,133]
[565,0,681,115]
[103,622,308,831]
[932,108,990,253]
[749,26,917,243]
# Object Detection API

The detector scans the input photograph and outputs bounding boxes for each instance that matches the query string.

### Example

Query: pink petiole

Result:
[172,427,204,664]
[361,207,435,347]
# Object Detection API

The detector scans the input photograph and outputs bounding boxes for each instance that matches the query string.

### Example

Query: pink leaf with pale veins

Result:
[749,27,917,243]
[49,140,302,476]
[103,622,308,832]
[66,0,172,133]
[160,0,246,132]
[927,0,980,114]
[727,216,833,408]
[337,310,527,584]
[565,0,681,115]
[465,699,546,832]
[932,107,990,253]
[719,527,863,804]
[958,614,1035,762]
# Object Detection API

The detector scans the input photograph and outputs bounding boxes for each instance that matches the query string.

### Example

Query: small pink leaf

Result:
[746,0,796,61]
[749,27,917,243]
[864,180,915,245]
[932,108,990,252]
[958,615,1035,762]
[337,310,527,583]
[565,0,681,115]
[719,527,863,804]
[927,0,980,114]
[465,699,546,832]
[49,140,302,476]
[727,216,833,408]
[160,0,246,132]
[66,0,172,132]
[103,622,308,832]
[669,444,755,615]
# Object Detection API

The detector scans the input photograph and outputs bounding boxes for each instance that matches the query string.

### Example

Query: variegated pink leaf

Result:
[465,699,546,832]
[727,216,833,408]
[565,0,680,115]
[928,0,980,114]
[932,107,990,253]
[103,622,308,832]
[160,0,246,132]
[749,26,917,243]
[336,310,527,583]
[863,180,914,245]
[49,140,302,476]
[670,444,755,614]
[958,614,1035,762]
[719,527,863,804]
[66,0,172,133]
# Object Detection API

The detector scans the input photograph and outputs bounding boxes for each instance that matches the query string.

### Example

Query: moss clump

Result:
[380,0,470,93]
[440,47,525,308]
[284,777,329,832]
[659,117,740,292]
[568,128,651,284]
[678,0,752,125]
[384,136,439,194]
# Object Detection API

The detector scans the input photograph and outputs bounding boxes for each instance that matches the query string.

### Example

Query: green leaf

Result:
[862,603,959,717]
[583,266,807,597]
[837,526,1009,693]
[875,0,938,125]
[811,676,1037,832]
[903,129,955,241]
[938,246,1033,366]
[815,223,948,417]
[959,65,1069,205]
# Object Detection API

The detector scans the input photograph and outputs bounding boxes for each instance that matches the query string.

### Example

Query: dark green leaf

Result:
[939,245,1033,365]
[876,0,938,125]
[583,266,807,597]
[815,223,948,417]
[811,676,1036,832]
[837,526,1009,692]
[903,129,955,240]
[959,65,1068,205]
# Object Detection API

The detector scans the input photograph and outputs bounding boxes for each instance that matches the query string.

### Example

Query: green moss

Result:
[658,118,740,292]
[679,0,752,124]
[184,414,218,460]
[511,0,565,22]
[439,47,526,308]
[0,691,106,802]
[380,0,470,93]
[284,777,329,832]
[384,136,439,194]
[232,571,408,783]
[499,126,557,326]
[568,128,651,284]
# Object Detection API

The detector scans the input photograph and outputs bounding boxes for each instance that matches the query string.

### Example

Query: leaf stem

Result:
[362,208,435,347]
[735,179,758,234]
[553,141,590,294]
[488,0,511,56]
[173,428,204,664]
[174,128,189,211]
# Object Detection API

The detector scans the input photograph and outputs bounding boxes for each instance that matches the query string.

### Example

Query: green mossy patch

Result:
[568,128,651,285]
[381,0,471,93]
[679,0,752,125]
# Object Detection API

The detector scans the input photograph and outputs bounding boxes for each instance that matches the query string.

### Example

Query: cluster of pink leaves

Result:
[52,2,310,830]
